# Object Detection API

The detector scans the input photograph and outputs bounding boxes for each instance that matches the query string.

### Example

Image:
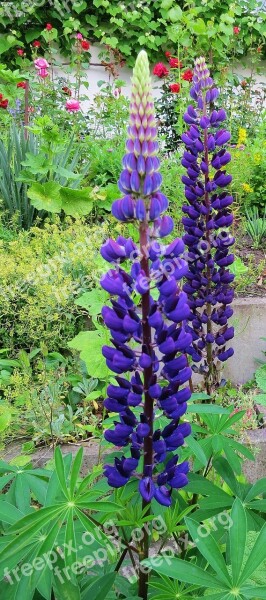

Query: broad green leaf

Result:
[70,448,83,498]
[222,440,242,475]
[54,447,69,500]
[187,405,229,414]
[68,329,111,379]
[186,517,231,586]
[168,6,182,21]
[247,499,266,511]
[78,501,122,512]
[255,393,266,405]
[213,457,241,497]
[8,504,64,534]
[0,405,12,432]
[28,182,62,213]
[245,478,266,502]
[81,573,116,599]
[74,289,108,318]
[185,435,207,466]
[29,516,67,593]
[186,473,230,501]
[229,499,247,585]
[238,523,266,584]
[75,508,109,546]
[228,439,254,461]
[161,0,174,9]
[190,393,211,402]
[53,577,81,600]
[0,501,24,524]
[142,557,226,589]
[59,187,94,216]
[65,509,77,570]
[241,586,266,598]
[255,364,266,392]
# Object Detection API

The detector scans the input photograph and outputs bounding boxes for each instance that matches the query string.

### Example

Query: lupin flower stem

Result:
[181,57,235,395]
[100,51,193,599]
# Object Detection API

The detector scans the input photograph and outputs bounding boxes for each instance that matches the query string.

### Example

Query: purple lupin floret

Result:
[100,50,192,507]
[181,57,235,394]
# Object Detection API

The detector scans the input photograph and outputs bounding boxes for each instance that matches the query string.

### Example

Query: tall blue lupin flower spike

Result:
[100,50,192,508]
[181,57,235,394]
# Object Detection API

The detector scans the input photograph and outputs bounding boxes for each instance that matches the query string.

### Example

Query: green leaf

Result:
[28,182,62,213]
[77,501,121,512]
[68,329,111,379]
[74,289,108,317]
[255,393,266,405]
[75,509,109,546]
[238,523,266,585]
[245,478,266,502]
[142,557,226,589]
[65,509,77,570]
[0,501,24,524]
[213,457,241,497]
[241,586,266,598]
[25,29,43,43]
[228,439,254,461]
[59,187,94,216]
[69,448,83,498]
[185,435,207,466]
[187,404,229,414]
[185,517,231,586]
[81,573,116,599]
[191,18,206,35]
[168,6,182,22]
[54,447,69,500]
[0,405,12,432]
[229,499,247,585]
[53,577,81,600]
[8,504,64,534]
[190,393,211,402]
[161,0,174,9]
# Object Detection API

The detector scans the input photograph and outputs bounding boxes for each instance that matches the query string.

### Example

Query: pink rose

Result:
[76,33,83,40]
[65,98,80,112]
[34,58,49,69]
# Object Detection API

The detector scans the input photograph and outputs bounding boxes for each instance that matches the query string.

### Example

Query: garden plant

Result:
[0,2,265,599]
[0,46,264,600]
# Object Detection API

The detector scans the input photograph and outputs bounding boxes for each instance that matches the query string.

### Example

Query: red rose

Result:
[17,49,24,56]
[169,57,182,68]
[233,26,240,35]
[81,39,90,50]
[46,23,53,30]
[241,80,247,88]
[153,63,169,78]
[181,69,193,82]
[0,99,8,109]
[165,51,171,59]
[169,82,180,93]
[33,40,41,48]
[257,46,262,53]
[17,81,27,89]
[0,94,2,100]
[62,86,72,95]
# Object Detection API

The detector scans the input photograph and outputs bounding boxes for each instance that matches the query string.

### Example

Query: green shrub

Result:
[0,218,108,352]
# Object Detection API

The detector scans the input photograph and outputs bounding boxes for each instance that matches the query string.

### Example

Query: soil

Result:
[234,232,266,298]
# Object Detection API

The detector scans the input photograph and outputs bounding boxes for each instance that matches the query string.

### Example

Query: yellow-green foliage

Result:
[0,218,108,352]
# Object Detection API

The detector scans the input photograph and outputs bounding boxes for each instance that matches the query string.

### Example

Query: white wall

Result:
[54,45,266,110]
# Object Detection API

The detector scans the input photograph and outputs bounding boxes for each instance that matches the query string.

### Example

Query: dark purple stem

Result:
[138,219,153,600]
